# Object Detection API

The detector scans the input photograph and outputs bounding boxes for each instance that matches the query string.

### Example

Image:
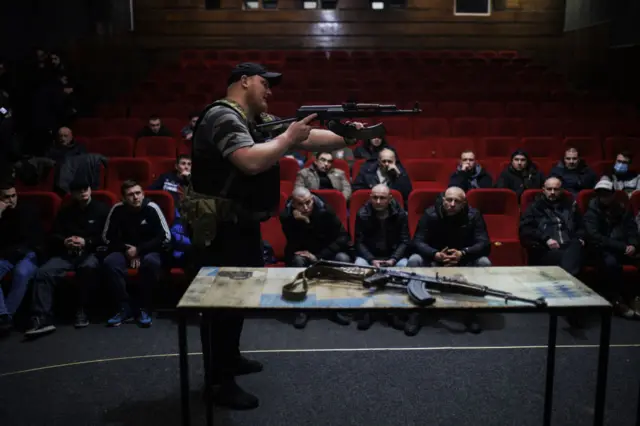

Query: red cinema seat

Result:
[261,216,286,263]
[352,159,366,179]
[105,158,153,194]
[159,118,184,139]
[467,189,522,265]
[505,102,537,118]
[521,137,562,159]
[145,190,176,224]
[279,157,300,183]
[349,189,404,240]
[413,118,450,138]
[452,117,489,138]
[479,137,520,158]
[73,118,106,137]
[311,189,348,229]
[62,190,118,208]
[591,160,614,178]
[15,171,55,192]
[374,116,413,138]
[280,181,294,196]
[539,102,571,118]
[631,191,640,215]
[577,189,629,214]
[407,189,442,237]
[523,118,564,137]
[86,136,135,157]
[404,159,454,189]
[470,102,504,118]
[304,157,350,181]
[19,192,61,233]
[434,137,477,158]
[437,101,469,118]
[489,118,524,137]
[108,118,145,138]
[563,137,602,161]
[135,136,178,158]
[603,137,640,159]
[150,157,177,180]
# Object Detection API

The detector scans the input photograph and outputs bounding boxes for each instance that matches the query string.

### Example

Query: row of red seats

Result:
[72,136,190,159]
[261,188,640,268]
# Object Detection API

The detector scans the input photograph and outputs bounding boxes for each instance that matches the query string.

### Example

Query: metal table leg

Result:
[205,312,214,426]
[179,312,190,426]
[593,308,612,426]
[543,314,558,426]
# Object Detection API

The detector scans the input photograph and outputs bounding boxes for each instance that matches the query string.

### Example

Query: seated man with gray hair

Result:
[280,186,353,328]
[404,186,491,336]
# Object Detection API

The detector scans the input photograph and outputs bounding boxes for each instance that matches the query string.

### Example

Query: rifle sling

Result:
[281,265,369,301]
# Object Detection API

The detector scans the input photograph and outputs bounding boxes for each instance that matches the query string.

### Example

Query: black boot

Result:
[212,379,259,410]
[464,314,482,334]
[234,356,263,376]
[293,312,309,329]
[331,312,351,326]
[404,312,422,336]
[357,313,373,330]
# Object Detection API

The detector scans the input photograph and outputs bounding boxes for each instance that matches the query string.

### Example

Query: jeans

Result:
[528,239,583,277]
[31,254,100,321]
[103,252,163,312]
[407,254,492,267]
[354,257,409,267]
[0,252,38,316]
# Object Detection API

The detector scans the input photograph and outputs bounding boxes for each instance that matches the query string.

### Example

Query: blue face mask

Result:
[614,162,628,174]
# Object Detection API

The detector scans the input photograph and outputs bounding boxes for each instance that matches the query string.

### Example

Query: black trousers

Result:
[528,239,584,277]
[592,250,636,300]
[31,254,100,321]
[191,219,264,381]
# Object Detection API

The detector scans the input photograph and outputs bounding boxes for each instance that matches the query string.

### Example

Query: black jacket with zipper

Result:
[583,198,639,254]
[519,193,585,250]
[48,198,110,257]
[354,199,410,262]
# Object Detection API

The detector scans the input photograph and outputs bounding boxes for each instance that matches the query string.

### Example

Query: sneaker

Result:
[137,310,153,327]
[212,380,259,410]
[614,298,635,319]
[0,314,13,334]
[293,312,308,329]
[24,317,56,338]
[234,356,263,376]
[107,306,134,327]
[74,309,89,328]
[330,312,351,326]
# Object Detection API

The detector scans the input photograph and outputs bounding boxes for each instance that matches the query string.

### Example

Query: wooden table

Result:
[176,266,613,426]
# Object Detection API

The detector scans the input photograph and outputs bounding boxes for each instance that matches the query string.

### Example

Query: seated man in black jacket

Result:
[102,180,171,328]
[406,186,491,335]
[24,178,110,338]
[352,148,412,205]
[280,187,352,328]
[549,147,597,196]
[0,180,41,333]
[148,154,191,204]
[448,150,493,192]
[495,149,544,201]
[354,184,410,330]
[584,179,640,319]
[519,177,585,277]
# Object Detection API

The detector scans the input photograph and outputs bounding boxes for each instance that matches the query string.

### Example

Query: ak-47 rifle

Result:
[281,260,547,308]
[256,102,422,140]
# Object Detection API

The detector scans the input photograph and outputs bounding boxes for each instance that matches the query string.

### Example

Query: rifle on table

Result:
[256,102,422,140]
[281,260,547,308]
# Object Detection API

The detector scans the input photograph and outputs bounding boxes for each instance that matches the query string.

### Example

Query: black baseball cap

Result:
[227,62,282,87]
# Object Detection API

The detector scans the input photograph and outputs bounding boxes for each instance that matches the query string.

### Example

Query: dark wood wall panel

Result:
[133,0,566,55]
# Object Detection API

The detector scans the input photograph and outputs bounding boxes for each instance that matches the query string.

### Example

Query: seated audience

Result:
[0,181,42,333]
[24,179,109,337]
[449,150,493,192]
[149,154,191,204]
[102,180,171,328]
[406,186,490,335]
[181,112,199,140]
[583,179,639,319]
[549,147,597,196]
[136,115,172,139]
[602,151,640,197]
[495,149,544,200]
[352,148,412,204]
[354,137,393,160]
[280,187,352,328]
[294,151,351,201]
[284,150,305,168]
[46,127,86,165]
[519,177,584,277]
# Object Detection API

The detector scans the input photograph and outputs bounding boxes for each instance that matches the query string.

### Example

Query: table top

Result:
[177,266,611,311]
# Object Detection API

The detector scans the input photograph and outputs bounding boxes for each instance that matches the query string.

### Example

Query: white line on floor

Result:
[1,343,639,378]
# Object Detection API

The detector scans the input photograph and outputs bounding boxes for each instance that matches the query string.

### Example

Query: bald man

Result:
[352,148,412,204]
[354,184,410,268]
[46,126,86,165]
[519,176,585,277]
[408,186,491,268]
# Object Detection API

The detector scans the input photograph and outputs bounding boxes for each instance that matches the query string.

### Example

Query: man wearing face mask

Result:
[495,149,544,201]
[604,151,640,197]
[583,178,640,319]
[549,147,597,196]
[519,177,585,277]
[352,147,412,204]
[449,150,493,193]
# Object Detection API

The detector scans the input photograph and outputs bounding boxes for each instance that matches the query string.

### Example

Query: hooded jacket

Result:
[549,160,598,195]
[102,198,171,256]
[583,197,639,254]
[411,194,491,262]
[279,194,351,262]
[519,193,585,249]
[495,150,544,200]
[354,199,410,262]
[48,197,110,257]
[449,163,493,192]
